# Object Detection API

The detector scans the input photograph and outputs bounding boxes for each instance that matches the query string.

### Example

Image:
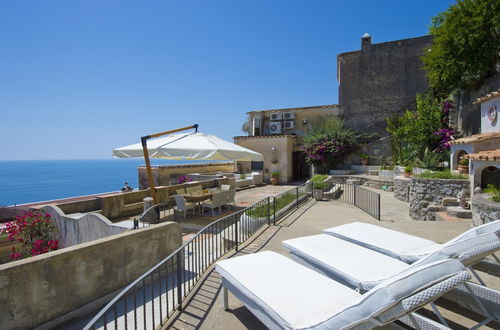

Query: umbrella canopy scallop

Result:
[113,132,263,162]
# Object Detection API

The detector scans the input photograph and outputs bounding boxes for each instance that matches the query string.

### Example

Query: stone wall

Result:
[138,162,235,189]
[338,35,432,137]
[409,177,470,221]
[51,178,228,221]
[394,176,410,202]
[471,193,500,226]
[0,222,182,329]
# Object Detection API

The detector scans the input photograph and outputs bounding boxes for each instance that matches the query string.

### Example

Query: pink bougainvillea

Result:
[2,210,59,260]
[434,101,455,152]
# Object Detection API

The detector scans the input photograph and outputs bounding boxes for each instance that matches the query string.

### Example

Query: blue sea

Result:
[0,159,212,206]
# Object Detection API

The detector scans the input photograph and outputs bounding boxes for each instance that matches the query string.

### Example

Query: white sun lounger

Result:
[216,251,470,330]
[282,232,500,326]
[322,220,500,263]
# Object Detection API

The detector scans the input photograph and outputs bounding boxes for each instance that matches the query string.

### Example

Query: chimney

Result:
[361,33,371,50]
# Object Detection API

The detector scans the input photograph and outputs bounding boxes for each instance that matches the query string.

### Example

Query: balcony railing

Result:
[84,185,310,330]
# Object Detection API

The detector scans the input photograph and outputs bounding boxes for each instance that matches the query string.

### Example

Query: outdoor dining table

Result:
[181,190,216,214]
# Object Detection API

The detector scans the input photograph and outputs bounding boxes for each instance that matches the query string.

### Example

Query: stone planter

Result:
[314,189,324,201]
[471,193,500,226]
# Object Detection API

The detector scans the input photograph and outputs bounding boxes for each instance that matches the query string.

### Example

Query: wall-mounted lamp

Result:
[302,119,308,125]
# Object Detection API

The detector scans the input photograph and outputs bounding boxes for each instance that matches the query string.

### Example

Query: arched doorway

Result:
[452,150,468,170]
[480,166,500,188]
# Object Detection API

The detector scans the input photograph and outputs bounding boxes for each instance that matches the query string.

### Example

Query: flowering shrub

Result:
[304,137,353,173]
[434,101,454,152]
[2,210,59,260]
[304,118,357,173]
[387,94,453,165]
[178,175,192,184]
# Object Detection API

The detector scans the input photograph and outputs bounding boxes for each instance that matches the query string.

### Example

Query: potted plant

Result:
[457,158,469,174]
[271,171,280,185]
[313,181,327,201]
[360,154,369,165]
[403,165,413,178]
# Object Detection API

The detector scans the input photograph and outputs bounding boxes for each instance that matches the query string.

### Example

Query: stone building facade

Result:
[235,105,339,183]
[337,34,432,137]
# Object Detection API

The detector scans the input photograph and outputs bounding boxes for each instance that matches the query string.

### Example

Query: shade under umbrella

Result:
[113,132,263,162]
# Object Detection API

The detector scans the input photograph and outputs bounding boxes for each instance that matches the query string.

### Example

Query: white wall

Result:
[42,205,129,247]
[480,96,500,133]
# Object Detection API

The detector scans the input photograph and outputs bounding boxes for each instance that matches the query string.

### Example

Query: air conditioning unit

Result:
[270,121,282,134]
[283,120,295,129]
[282,111,295,120]
[270,112,283,121]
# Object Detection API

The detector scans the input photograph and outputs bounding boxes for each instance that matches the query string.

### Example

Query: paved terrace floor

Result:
[166,192,500,330]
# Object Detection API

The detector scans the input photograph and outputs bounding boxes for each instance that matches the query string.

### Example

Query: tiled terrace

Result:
[165,193,499,330]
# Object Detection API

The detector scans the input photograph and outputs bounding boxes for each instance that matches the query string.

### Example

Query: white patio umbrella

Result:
[113,132,263,161]
[113,129,263,202]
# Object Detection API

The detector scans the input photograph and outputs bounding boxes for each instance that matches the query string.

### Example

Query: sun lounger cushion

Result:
[216,251,466,329]
[323,222,438,262]
[283,234,408,291]
[323,220,500,263]
[285,232,499,292]
[216,251,361,329]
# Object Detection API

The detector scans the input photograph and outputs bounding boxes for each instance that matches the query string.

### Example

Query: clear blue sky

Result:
[0,0,454,160]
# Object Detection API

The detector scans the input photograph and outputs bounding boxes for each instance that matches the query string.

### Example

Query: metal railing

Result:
[85,185,310,329]
[336,184,381,220]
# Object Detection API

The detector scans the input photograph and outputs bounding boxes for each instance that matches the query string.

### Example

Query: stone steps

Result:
[446,206,472,219]
[434,211,469,222]
[442,197,459,207]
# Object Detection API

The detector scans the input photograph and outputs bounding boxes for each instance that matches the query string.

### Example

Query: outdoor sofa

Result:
[234,171,263,188]
[216,251,470,329]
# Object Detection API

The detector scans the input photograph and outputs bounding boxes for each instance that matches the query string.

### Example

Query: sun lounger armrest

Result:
[375,271,470,324]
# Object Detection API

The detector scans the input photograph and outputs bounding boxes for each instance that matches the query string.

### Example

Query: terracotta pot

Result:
[457,165,469,174]
[271,177,279,185]
[361,159,369,165]
[403,171,412,178]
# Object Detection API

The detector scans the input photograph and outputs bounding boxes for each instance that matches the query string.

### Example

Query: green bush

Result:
[404,165,413,173]
[245,193,302,218]
[380,165,395,170]
[311,174,328,182]
[484,185,500,203]
[416,169,467,179]
[313,181,327,190]
[386,94,446,165]
[422,0,500,95]
[458,158,469,166]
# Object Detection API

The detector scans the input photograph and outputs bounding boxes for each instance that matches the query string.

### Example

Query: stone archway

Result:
[480,166,500,188]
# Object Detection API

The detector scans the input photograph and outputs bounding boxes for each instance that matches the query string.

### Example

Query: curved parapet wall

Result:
[42,205,129,248]
[0,222,181,330]
[409,177,470,221]
[472,193,500,226]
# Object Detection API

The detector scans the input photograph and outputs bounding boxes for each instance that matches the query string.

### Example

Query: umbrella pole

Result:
[141,124,199,204]
[142,137,158,203]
